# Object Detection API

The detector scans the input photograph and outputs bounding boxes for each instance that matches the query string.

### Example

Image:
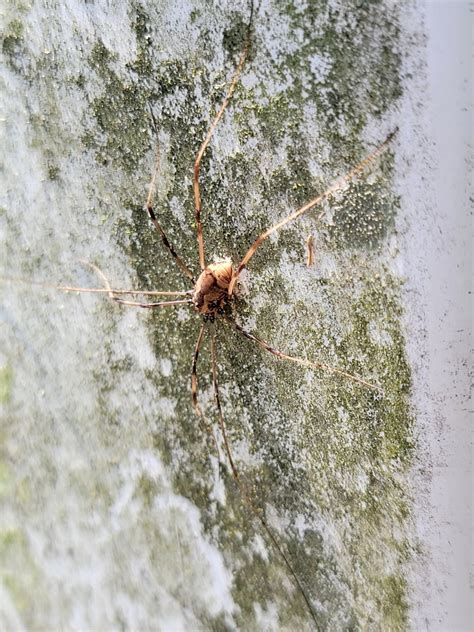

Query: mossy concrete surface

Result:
[1,1,413,630]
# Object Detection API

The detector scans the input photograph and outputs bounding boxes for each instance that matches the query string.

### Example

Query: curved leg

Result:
[0,276,191,298]
[82,262,193,309]
[228,128,398,296]
[223,315,380,391]
[194,1,255,270]
[210,332,319,628]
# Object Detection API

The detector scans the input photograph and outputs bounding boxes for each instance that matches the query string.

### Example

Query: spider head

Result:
[192,257,235,316]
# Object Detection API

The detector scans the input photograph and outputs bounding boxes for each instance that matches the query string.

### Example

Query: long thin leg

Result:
[146,143,196,284]
[84,262,193,310]
[193,1,255,270]
[0,276,192,298]
[111,298,193,309]
[59,287,191,297]
[192,323,207,419]
[210,333,238,478]
[228,128,398,296]
[210,332,320,629]
[191,324,220,453]
[223,315,380,391]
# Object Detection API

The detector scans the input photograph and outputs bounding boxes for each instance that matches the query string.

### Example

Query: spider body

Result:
[192,257,234,318]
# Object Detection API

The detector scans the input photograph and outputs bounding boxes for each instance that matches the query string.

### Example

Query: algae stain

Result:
[0,365,13,405]
[84,40,152,174]
[222,11,249,58]
[1,19,25,69]
[77,0,410,628]
[47,163,60,181]
[221,3,411,625]
[0,528,41,615]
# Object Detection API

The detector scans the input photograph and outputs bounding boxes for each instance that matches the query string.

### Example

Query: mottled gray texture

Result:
[0,1,415,630]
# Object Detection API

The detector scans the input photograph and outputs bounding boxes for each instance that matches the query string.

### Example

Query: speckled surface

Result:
[1,1,418,630]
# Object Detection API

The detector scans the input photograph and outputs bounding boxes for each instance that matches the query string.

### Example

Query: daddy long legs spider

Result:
[16,2,398,627]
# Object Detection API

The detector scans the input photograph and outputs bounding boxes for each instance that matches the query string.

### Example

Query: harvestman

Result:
[46,5,397,627]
